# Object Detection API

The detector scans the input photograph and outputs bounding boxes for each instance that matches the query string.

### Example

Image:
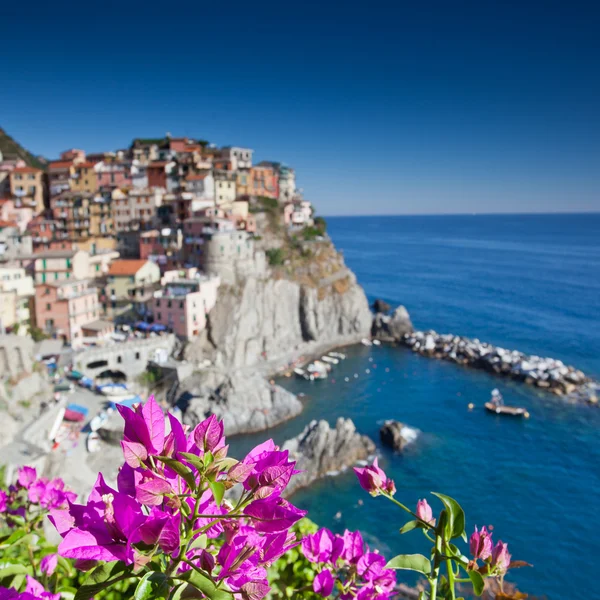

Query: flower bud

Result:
[353,458,395,497]
[492,540,511,574]
[416,499,435,525]
[470,526,493,560]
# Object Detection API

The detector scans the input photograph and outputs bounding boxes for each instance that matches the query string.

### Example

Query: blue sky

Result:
[2,1,599,215]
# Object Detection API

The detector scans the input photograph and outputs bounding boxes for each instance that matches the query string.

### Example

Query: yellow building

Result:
[70,162,98,193]
[9,167,46,213]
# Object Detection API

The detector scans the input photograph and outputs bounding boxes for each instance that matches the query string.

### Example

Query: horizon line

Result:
[321,210,600,218]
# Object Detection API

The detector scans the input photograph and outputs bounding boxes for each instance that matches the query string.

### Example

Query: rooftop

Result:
[107,259,149,276]
[81,319,114,332]
[33,249,78,259]
[48,161,73,169]
[11,166,42,174]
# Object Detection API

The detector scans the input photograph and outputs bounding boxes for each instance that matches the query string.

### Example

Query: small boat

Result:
[329,352,346,360]
[294,368,315,381]
[361,338,373,347]
[321,356,339,365]
[485,402,530,418]
[54,382,74,393]
[372,339,381,346]
[98,383,128,396]
[87,432,101,453]
[89,412,108,432]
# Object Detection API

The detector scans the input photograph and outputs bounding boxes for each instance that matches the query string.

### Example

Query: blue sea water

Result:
[233,214,600,599]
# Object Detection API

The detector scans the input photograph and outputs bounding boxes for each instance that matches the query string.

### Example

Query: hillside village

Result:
[0,129,319,346]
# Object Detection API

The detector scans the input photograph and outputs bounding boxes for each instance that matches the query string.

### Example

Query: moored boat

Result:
[485,402,530,418]
[87,432,101,453]
[321,355,339,365]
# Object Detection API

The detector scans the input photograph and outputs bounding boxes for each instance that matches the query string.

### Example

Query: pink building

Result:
[96,162,132,189]
[0,200,33,232]
[152,275,220,340]
[34,279,100,346]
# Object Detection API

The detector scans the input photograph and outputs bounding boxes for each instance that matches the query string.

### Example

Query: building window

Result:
[117,356,122,364]
[179,301,184,309]
[54,272,59,280]
[157,312,161,320]
[46,303,51,310]
[135,352,140,360]
[156,300,160,307]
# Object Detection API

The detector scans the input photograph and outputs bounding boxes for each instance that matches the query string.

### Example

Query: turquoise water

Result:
[232,214,600,599]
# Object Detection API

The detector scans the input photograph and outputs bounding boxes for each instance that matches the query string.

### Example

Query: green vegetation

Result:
[137,366,162,386]
[313,216,327,233]
[29,326,49,342]
[257,196,279,211]
[0,127,46,170]
[266,247,285,266]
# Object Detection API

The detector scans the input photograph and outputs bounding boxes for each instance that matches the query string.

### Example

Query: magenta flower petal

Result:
[141,396,165,454]
[192,414,225,453]
[17,466,37,489]
[136,476,172,506]
[40,553,58,576]
[470,526,493,560]
[121,441,148,468]
[244,497,306,533]
[492,540,511,573]
[313,569,334,596]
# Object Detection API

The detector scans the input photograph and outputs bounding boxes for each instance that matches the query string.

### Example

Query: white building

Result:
[113,188,164,232]
[214,171,237,207]
[278,165,296,203]
[184,173,215,202]
[0,266,34,334]
[219,147,253,170]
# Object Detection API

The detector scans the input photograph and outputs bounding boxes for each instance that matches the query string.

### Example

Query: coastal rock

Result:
[282,418,376,496]
[403,330,595,401]
[185,270,372,369]
[181,372,302,436]
[372,305,414,342]
[372,298,391,314]
[379,420,419,451]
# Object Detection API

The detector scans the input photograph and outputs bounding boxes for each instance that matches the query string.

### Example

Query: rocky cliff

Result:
[282,418,376,496]
[186,260,372,370]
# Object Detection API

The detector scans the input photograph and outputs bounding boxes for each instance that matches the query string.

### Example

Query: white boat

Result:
[312,360,331,372]
[321,356,339,365]
[306,363,328,379]
[372,339,381,346]
[329,352,346,360]
[87,432,101,453]
[89,412,108,432]
[294,367,315,381]
[99,383,129,396]
[361,338,373,347]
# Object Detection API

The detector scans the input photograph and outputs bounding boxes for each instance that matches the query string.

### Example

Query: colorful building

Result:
[9,167,46,213]
[71,162,98,193]
[219,147,253,170]
[152,274,220,339]
[48,161,75,197]
[34,279,100,346]
[251,164,278,199]
[32,249,89,284]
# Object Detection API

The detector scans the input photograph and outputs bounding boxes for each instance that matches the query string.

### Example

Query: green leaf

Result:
[448,543,470,566]
[0,563,32,579]
[188,534,208,551]
[178,452,206,472]
[432,492,465,540]
[385,553,431,575]
[74,561,133,600]
[204,452,214,468]
[0,529,27,549]
[134,571,170,600]
[468,570,485,596]
[169,582,187,600]
[209,481,225,507]
[177,568,234,600]
[399,519,421,534]
[155,456,197,491]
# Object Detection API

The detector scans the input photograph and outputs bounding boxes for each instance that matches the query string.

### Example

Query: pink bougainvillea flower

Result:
[491,540,511,573]
[260,530,299,565]
[192,414,225,454]
[354,457,395,497]
[40,553,58,576]
[313,569,335,596]
[0,490,7,513]
[51,473,146,563]
[135,472,173,506]
[302,528,333,563]
[17,466,37,489]
[117,396,165,456]
[162,413,187,458]
[416,499,436,525]
[131,506,181,556]
[470,526,493,560]
[243,496,306,533]
[243,449,299,497]
[341,529,364,563]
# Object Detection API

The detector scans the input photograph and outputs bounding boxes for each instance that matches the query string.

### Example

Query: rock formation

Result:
[181,371,302,435]
[379,420,419,451]
[186,271,372,369]
[282,418,375,496]
[403,330,598,402]
[372,305,414,342]
[372,298,391,313]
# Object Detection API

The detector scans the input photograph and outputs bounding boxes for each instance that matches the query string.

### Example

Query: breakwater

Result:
[402,330,598,404]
